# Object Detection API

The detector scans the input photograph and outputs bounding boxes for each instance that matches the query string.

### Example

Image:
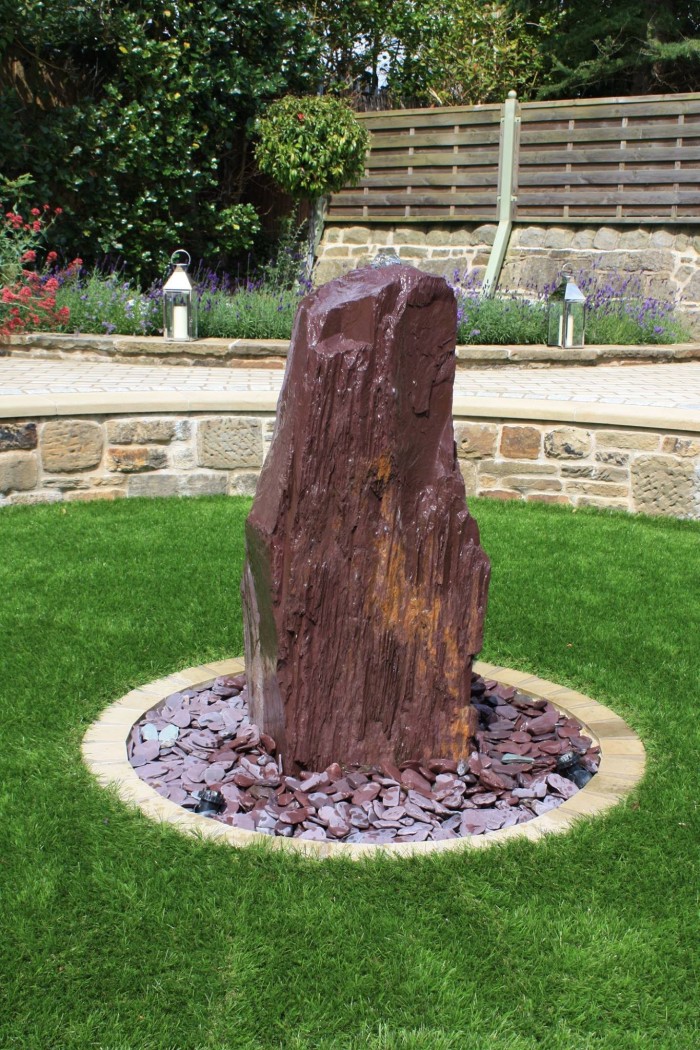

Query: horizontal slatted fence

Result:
[327,93,700,225]
[328,104,502,223]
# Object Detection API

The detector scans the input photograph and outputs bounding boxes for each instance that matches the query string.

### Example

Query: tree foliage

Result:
[1,0,698,282]
[0,0,319,277]
[298,0,699,105]
[512,0,700,98]
[290,1,554,107]
[385,2,556,106]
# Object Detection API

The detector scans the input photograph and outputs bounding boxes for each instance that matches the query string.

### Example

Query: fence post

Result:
[482,90,520,297]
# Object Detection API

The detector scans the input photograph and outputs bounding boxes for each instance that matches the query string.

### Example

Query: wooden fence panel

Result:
[327,93,700,226]
[516,94,700,223]
[327,103,502,224]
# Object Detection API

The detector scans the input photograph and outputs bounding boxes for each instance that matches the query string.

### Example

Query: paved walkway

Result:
[2,357,700,407]
[2,358,700,430]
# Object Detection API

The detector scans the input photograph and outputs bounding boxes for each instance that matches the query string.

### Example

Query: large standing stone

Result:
[242,266,490,772]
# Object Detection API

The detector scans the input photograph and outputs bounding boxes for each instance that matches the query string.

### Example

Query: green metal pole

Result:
[482,91,520,297]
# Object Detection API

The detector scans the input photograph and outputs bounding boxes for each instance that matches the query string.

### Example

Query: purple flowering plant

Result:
[451,263,689,345]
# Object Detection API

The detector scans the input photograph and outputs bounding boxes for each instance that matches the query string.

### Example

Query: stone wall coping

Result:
[452,397,700,434]
[2,333,290,358]
[3,388,699,434]
[82,658,645,860]
[3,332,699,368]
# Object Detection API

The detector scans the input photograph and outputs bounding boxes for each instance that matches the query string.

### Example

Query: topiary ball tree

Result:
[256,95,369,276]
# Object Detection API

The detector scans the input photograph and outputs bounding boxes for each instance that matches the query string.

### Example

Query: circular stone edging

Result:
[82,658,645,859]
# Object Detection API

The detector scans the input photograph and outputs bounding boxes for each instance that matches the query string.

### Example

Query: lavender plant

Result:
[51,225,310,341]
[196,281,306,340]
[452,267,689,345]
[567,270,689,345]
[55,269,160,336]
[37,248,691,346]
[453,270,547,344]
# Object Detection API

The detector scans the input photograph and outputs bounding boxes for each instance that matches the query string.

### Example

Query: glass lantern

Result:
[547,269,586,348]
[163,249,198,341]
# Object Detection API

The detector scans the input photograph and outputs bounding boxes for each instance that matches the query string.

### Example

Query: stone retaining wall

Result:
[1,410,698,519]
[455,421,700,518]
[315,224,700,336]
[0,414,275,505]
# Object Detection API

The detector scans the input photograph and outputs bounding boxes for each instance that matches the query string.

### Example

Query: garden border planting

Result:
[82,658,645,860]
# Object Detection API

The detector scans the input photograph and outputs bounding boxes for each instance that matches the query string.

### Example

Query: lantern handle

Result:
[169,249,191,269]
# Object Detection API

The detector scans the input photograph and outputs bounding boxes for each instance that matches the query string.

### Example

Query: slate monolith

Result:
[242,265,490,772]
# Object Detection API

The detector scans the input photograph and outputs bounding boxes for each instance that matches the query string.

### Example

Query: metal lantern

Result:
[547,269,586,348]
[163,249,198,341]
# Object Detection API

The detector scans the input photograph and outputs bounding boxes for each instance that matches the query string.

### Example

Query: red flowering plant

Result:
[0,200,73,338]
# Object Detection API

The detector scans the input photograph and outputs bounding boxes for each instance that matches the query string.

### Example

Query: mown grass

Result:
[0,497,698,1050]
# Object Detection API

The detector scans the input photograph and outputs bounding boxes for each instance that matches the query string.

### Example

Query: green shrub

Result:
[256,96,369,200]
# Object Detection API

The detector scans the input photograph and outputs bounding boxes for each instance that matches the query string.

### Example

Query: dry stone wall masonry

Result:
[315,224,700,337]
[1,412,698,519]
[0,415,274,505]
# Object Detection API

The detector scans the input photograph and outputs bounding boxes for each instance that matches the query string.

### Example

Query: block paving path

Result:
[2,358,700,417]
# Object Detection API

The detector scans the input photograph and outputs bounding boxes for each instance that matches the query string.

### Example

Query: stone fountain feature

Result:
[84,263,647,855]
[242,264,490,773]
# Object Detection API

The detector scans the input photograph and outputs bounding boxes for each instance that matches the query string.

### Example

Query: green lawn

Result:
[0,496,698,1050]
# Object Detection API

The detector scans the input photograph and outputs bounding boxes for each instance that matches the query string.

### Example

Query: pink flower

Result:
[21,250,37,263]
[30,208,41,217]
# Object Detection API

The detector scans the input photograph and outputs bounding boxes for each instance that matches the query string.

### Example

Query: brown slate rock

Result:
[352,783,381,805]
[400,768,433,796]
[526,710,559,736]
[242,266,490,772]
